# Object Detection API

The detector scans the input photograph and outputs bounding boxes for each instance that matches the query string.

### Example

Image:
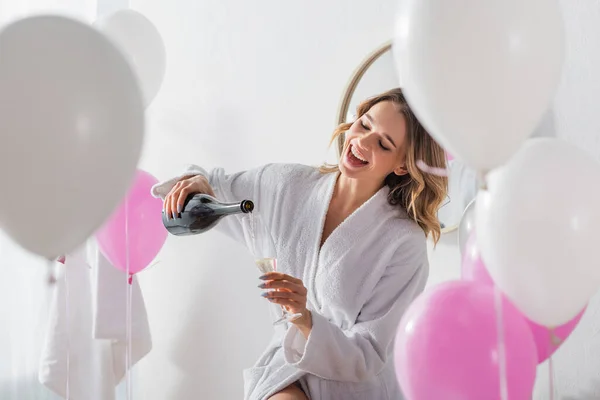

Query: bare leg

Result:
[268,383,309,400]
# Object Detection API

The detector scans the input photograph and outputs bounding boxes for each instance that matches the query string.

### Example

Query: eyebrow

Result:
[365,113,397,148]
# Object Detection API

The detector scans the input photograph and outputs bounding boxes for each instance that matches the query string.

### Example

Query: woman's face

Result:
[339,101,408,183]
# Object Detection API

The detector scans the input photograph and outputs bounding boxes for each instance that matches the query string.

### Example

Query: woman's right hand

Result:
[164,175,216,219]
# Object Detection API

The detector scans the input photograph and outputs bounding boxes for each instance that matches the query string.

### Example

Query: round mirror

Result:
[335,41,478,234]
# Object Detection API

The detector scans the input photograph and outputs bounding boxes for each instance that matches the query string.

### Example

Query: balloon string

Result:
[548,355,555,400]
[64,260,70,400]
[494,285,508,400]
[125,196,133,400]
[416,159,449,177]
[47,258,58,285]
[127,274,133,398]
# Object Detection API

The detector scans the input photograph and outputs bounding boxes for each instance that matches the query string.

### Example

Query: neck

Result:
[333,173,384,211]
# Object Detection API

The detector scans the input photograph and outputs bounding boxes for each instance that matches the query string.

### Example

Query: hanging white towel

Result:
[38,239,152,400]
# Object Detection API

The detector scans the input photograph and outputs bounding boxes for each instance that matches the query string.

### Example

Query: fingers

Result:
[259,272,304,286]
[261,290,305,303]
[267,297,302,309]
[164,176,217,219]
[259,279,307,295]
[164,179,194,219]
[163,181,179,219]
[168,182,182,219]
[174,183,194,217]
[259,272,308,316]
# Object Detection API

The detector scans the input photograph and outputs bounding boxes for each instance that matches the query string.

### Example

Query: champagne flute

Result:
[241,213,302,325]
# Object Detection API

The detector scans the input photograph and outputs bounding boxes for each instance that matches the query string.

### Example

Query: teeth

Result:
[351,145,367,162]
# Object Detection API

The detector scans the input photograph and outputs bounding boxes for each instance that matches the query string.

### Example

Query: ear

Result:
[393,164,408,176]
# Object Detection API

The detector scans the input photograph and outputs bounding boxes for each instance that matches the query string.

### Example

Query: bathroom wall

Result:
[133,0,600,398]
[1,0,599,398]
[131,0,600,398]
[130,0,421,398]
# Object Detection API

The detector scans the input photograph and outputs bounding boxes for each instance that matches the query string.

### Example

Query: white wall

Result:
[130,0,600,398]
[347,50,399,121]
[532,1,600,398]
[130,0,406,398]
[0,0,598,398]
[0,232,64,400]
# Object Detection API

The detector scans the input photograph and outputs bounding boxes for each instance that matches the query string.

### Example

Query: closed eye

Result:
[361,120,390,150]
[379,140,390,151]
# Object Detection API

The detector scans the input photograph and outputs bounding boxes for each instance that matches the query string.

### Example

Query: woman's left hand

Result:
[259,272,313,334]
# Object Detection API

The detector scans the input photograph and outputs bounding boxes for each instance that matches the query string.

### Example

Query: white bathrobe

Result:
[39,239,152,400]
[151,163,429,400]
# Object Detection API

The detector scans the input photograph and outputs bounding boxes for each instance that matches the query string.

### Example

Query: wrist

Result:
[295,309,313,338]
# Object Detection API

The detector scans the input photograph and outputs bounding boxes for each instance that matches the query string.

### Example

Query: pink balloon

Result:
[461,232,493,285]
[395,280,537,400]
[462,231,586,363]
[96,169,167,275]
[527,309,585,362]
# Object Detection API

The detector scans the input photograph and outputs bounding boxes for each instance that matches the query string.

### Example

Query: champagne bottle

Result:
[162,194,254,236]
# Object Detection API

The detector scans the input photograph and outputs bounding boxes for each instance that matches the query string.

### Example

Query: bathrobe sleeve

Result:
[282,232,429,383]
[150,163,280,245]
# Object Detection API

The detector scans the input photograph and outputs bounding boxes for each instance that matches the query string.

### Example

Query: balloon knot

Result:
[128,275,133,285]
[550,329,562,346]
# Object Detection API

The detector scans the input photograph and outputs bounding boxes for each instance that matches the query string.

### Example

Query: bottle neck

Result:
[214,203,246,216]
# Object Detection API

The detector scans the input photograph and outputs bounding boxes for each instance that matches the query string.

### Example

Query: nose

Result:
[356,131,378,149]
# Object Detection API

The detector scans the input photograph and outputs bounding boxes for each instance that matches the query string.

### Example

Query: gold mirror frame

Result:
[334,40,458,234]
[335,40,392,157]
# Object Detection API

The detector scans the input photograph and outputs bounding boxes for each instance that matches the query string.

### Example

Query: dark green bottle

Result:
[162,194,254,236]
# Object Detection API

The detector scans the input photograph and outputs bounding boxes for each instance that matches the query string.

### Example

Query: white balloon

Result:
[393,0,565,171]
[476,138,600,326]
[0,15,144,260]
[458,198,476,255]
[94,9,166,108]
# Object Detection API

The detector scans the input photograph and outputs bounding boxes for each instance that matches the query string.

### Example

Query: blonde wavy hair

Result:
[321,88,448,244]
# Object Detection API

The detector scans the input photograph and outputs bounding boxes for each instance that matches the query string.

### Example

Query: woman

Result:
[151,88,448,400]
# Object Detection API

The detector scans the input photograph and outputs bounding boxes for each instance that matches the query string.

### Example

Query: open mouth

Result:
[346,144,369,167]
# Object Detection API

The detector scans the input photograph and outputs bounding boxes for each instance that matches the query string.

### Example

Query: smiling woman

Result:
[152,83,448,400]
[335,41,479,234]
[322,87,448,244]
